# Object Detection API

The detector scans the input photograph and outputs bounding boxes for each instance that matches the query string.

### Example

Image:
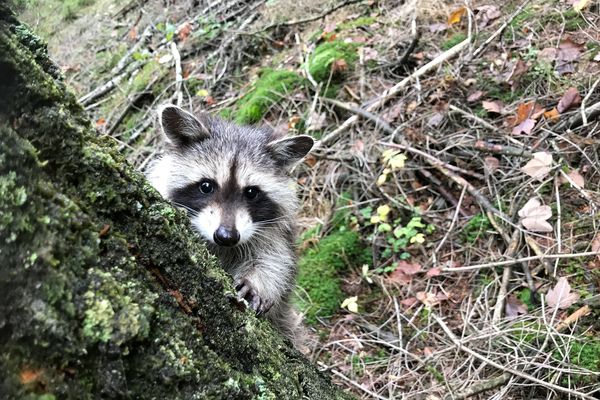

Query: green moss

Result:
[62,0,95,20]
[131,61,162,93]
[235,69,302,124]
[441,33,467,51]
[307,41,358,83]
[508,6,535,30]
[554,339,600,384]
[542,9,585,31]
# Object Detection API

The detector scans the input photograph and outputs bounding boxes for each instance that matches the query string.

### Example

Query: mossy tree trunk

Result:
[0,7,349,399]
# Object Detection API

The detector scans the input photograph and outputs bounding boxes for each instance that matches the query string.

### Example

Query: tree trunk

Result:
[0,7,349,399]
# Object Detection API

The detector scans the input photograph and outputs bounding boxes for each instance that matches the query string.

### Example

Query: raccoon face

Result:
[153,105,314,247]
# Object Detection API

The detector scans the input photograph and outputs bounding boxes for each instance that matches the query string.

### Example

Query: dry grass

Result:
[22,0,600,398]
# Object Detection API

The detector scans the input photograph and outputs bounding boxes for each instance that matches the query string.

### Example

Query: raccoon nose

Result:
[214,226,240,246]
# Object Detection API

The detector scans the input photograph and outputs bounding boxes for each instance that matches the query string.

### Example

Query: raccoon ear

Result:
[159,104,211,147]
[267,135,314,168]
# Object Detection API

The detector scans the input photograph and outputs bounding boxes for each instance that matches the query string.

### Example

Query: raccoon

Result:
[146,105,314,347]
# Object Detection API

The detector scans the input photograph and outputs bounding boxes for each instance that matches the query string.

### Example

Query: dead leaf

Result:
[544,108,560,121]
[538,47,558,63]
[557,87,582,113]
[20,369,43,384]
[304,154,317,168]
[177,22,193,42]
[128,26,138,41]
[572,0,591,11]
[426,267,441,277]
[476,5,501,28]
[423,347,434,357]
[482,100,504,113]
[512,118,536,135]
[546,277,579,310]
[388,260,422,284]
[428,22,449,33]
[521,152,553,180]
[331,59,348,74]
[483,156,500,173]
[594,53,600,62]
[400,297,418,308]
[306,111,327,131]
[515,102,545,124]
[556,38,584,74]
[467,90,485,103]
[96,117,106,128]
[505,59,528,88]
[427,113,444,127]
[518,198,553,232]
[448,7,467,25]
[558,38,584,62]
[416,291,439,307]
[351,139,365,154]
[98,224,110,238]
[591,233,600,260]
[506,295,528,317]
[566,169,585,188]
[361,47,379,61]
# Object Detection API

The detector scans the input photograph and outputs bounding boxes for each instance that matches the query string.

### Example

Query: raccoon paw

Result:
[235,279,274,316]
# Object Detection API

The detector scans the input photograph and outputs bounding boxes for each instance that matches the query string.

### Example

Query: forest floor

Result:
[20,0,600,398]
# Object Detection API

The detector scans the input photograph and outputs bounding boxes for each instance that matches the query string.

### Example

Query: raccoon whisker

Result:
[171,202,199,217]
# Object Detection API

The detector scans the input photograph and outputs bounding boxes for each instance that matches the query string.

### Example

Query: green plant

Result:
[235,69,303,124]
[441,33,467,50]
[462,213,491,244]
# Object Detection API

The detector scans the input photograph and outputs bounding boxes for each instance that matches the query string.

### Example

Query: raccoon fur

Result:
[146,105,314,348]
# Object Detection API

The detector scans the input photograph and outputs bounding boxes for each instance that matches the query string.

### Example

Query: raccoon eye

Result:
[244,186,260,200]
[199,180,214,194]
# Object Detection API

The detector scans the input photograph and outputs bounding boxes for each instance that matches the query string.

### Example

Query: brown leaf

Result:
[591,233,600,260]
[331,59,348,74]
[546,277,579,310]
[475,5,501,28]
[428,22,448,33]
[515,102,545,124]
[98,224,111,238]
[467,90,485,103]
[512,118,536,135]
[557,87,582,113]
[20,369,43,384]
[505,59,528,88]
[400,297,418,308]
[426,267,441,277]
[448,7,467,25]
[177,22,193,41]
[544,108,560,121]
[484,156,500,173]
[416,291,439,307]
[566,169,585,188]
[388,260,422,285]
[558,38,584,62]
[128,26,138,41]
[482,100,504,113]
[506,295,528,317]
[304,154,317,168]
[427,112,444,127]
[538,47,558,63]
[96,117,106,128]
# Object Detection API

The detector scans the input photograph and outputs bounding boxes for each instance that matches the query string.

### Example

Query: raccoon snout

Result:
[214,226,240,247]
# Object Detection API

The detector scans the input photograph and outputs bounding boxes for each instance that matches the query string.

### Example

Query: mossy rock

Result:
[235,69,303,124]
[307,41,358,83]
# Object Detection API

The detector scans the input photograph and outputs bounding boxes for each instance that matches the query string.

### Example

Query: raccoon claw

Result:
[235,279,273,316]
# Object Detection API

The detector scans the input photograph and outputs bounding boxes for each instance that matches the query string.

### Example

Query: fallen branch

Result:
[432,314,597,400]
[318,38,470,148]
[443,251,600,272]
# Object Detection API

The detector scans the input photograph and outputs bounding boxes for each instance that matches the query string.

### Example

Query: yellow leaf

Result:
[196,89,209,97]
[347,301,358,313]
[382,149,399,163]
[448,7,467,25]
[370,215,380,224]
[341,296,357,309]
[376,173,388,186]
[388,153,407,170]
[410,233,425,244]
[377,205,391,221]
[573,0,590,12]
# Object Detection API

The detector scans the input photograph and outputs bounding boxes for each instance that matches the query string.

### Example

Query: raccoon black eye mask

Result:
[146,105,313,347]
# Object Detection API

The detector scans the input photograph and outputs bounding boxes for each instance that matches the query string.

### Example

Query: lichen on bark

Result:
[0,6,351,399]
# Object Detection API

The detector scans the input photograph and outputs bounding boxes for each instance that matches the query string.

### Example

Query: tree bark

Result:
[0,7,349,399]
